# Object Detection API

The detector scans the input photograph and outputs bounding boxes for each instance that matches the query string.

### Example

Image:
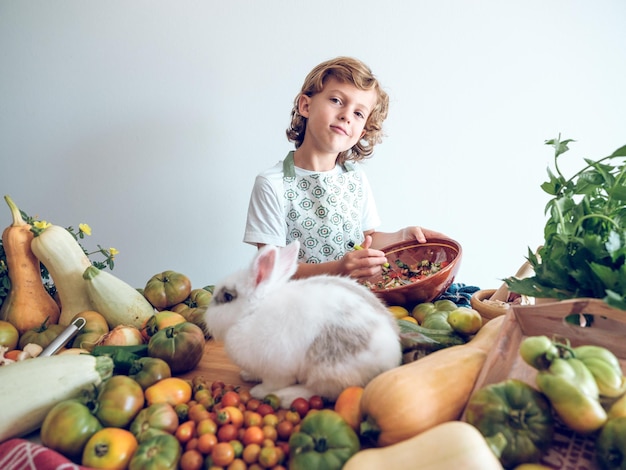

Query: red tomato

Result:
[290,397,310,418]
[220,390,241,408]
[211,442,235,467]
[82,428,138,469]
[308,395,325,410]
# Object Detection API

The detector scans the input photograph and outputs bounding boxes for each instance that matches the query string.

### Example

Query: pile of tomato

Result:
[175,377,326,470]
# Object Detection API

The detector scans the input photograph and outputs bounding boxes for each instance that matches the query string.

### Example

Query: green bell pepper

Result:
[464,378,554,469]
[288,409,360,470]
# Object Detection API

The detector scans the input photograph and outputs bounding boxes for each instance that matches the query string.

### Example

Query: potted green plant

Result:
[504,136,626,311]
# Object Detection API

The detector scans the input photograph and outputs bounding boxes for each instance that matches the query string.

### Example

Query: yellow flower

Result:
[33,220,51,230]
[109,248,119,258]
[79,223,92,236]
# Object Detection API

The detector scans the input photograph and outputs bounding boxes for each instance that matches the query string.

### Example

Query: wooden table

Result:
[178,340,252,390]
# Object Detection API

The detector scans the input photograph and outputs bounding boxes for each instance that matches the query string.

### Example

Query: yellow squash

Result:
[343,420,503,470]
[0,196,60,333]
[360,315,504,446]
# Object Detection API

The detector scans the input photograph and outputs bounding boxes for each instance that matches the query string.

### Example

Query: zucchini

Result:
[0,354,114,441]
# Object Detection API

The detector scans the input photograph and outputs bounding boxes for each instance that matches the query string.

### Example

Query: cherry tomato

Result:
[175,420,196,444]
[220,390,242,408]
[82,428,138,469]
[211,442,236,467]
[217,423,239,442]
[145,377,192,407]
[96,375,145,428]
[308,395,325,410]
[242,426,265,446]
[290,397,310,418]
[178,449,204,470]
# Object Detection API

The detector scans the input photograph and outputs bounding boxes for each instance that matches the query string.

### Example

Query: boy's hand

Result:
[341,235,387,278]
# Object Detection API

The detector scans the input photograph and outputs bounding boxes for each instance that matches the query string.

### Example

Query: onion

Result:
[97,325,144,346]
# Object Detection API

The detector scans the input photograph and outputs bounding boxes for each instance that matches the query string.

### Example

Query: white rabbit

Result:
[205,240,402,407]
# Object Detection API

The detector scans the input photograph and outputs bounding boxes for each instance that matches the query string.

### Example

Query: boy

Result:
[244,56,445,279]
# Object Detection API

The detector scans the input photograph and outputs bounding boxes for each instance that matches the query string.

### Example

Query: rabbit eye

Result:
[216,287,237,304]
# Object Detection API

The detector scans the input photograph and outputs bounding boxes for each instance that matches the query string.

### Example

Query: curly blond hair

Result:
[286,57,389,164]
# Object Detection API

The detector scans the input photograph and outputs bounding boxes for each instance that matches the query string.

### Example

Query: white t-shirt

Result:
[243,151,381,263]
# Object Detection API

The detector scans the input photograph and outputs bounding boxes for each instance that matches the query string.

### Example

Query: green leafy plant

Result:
[505,136,626,310]
[0,212,117,307]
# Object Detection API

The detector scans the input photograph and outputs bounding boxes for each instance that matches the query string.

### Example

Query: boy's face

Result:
[298,77,377,157]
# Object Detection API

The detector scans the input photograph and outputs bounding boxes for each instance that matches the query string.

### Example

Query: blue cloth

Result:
[434,283,480,307]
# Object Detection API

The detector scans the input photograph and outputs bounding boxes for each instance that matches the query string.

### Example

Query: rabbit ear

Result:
[253,241,299,288]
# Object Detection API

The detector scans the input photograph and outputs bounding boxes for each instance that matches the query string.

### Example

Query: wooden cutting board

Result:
[177,340,252,390]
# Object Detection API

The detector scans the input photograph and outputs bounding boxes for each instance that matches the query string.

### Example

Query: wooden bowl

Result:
[470,288,510,322]
[364,238,462,309]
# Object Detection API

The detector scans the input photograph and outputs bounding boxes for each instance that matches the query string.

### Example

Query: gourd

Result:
[0,195,60,333]
[359,315,505,446]
[83,266,155,329]
[343,421,504,470]
[0,354,114,441]
[31,224,94,325]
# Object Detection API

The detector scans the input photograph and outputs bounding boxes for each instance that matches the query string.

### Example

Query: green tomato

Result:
[411,303,437,323]
[40,398,102,460]
[596,416,626,470]
[96,375,145,428]
[18,316,65,349]
[465,378,554,469]
[130,402,179,443]
[0,320,19,350]
[128,433,181,470]
[288,409,360,470]
[128,357,172,390]
[147,321,205,374]
[433,299,458,312]
[143,270,192,310]
[421,311,453,332]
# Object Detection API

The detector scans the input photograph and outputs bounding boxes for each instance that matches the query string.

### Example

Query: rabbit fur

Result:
[205,241,402,406]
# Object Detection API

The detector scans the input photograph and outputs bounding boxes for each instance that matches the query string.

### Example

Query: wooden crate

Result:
[465,298,626,470]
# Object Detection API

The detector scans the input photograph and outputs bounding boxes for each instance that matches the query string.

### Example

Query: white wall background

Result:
[1,1,625,292]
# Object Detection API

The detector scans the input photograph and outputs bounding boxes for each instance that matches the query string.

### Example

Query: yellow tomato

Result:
[387,306,409,320]
[82,428,138,469]
[447,307,483,335]
[400,316,418,324]
[145,377,192,406]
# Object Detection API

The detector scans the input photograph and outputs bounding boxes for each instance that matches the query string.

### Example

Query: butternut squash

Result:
[83,266,155,329]
[31,224,94,325]
[359,315,505,447]
[343,420,504,470]
[0,195,60,333]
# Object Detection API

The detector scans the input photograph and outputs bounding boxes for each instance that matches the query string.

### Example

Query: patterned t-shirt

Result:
[244,151,381,263]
